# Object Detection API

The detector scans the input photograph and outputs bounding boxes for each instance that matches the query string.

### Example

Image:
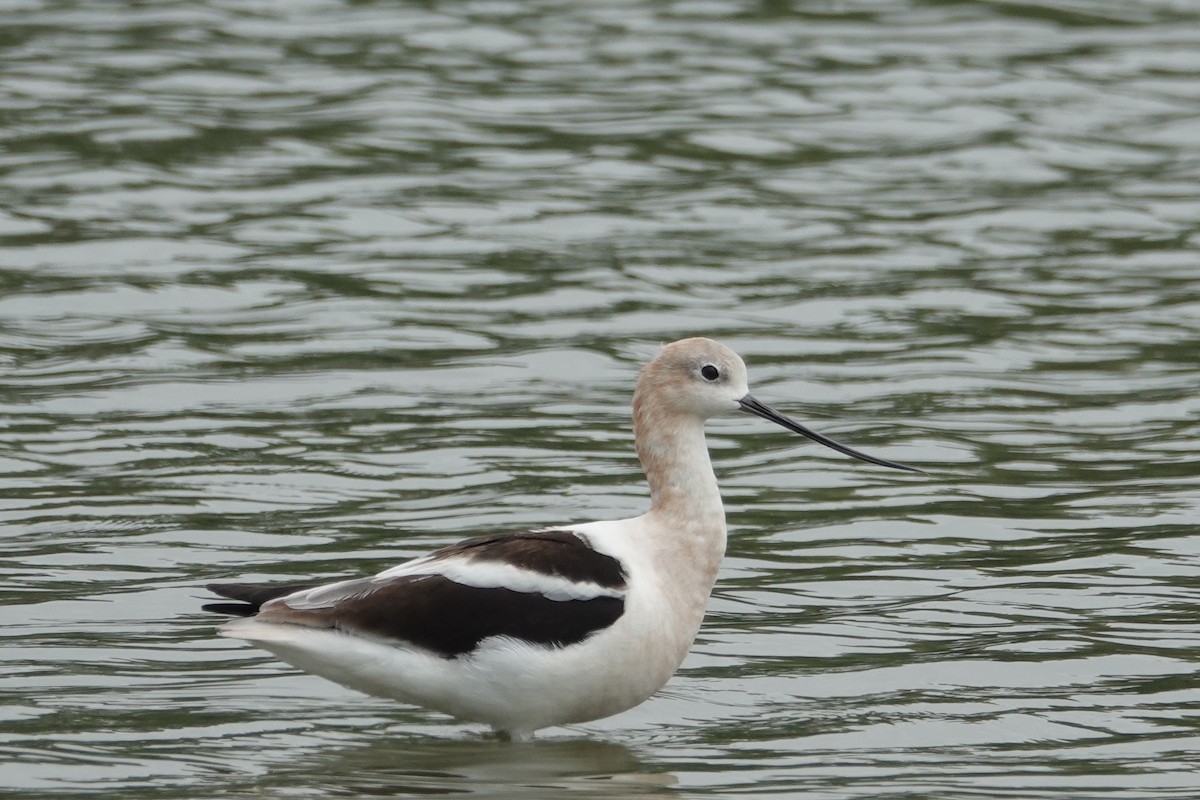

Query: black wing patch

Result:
[264,574,624,658]
[203,529,627,659]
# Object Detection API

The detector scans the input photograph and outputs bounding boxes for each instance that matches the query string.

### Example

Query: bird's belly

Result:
[221,586,704,736]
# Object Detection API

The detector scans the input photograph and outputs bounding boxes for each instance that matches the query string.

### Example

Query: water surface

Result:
[2,1,1199,798]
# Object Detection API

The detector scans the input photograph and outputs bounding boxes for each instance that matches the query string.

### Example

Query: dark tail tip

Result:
[202,582,316,616]
[201,601,260,617]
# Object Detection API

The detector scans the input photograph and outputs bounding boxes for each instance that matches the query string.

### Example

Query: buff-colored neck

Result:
[631,387,725,527]
[630,379,728,610]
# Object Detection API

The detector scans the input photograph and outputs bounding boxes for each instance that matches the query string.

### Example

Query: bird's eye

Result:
[700,364,720,381]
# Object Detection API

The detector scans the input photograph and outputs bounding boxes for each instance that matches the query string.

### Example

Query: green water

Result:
[2,1,1199,798]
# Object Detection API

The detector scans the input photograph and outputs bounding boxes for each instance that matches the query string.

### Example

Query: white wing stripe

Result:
[273,555,624,611]
[433,560,624,602]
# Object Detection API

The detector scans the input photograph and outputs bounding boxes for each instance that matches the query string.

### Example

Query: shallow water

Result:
[2,1,1200,798]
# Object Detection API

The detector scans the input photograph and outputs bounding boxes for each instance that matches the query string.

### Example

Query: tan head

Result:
[633,337,922,473]
[633,337,750,420]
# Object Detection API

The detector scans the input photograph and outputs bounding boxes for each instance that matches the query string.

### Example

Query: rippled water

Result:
[3,1,1199,797]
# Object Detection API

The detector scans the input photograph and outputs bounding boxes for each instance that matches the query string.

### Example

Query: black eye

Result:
[700,364,720,381]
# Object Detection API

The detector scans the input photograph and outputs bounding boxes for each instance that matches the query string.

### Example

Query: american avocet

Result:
[204,337,919,740]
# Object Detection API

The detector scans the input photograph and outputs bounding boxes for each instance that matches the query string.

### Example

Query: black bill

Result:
[739,395,923,474]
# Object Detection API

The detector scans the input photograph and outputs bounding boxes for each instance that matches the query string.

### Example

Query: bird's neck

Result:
[632,400,725,530]
[631,397,728,622]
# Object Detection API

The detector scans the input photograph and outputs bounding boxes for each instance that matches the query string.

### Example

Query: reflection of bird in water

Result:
[307,736,674,799]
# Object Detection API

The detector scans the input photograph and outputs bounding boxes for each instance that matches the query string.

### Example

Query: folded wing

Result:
[204,529,628,659]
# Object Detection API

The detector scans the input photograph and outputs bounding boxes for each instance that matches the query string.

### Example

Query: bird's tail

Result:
[202,582,316,616]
